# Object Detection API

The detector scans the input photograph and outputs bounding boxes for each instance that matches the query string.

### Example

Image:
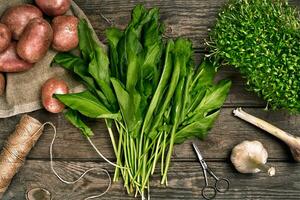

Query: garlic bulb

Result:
[233,108,300,162]
[231,140,275,176]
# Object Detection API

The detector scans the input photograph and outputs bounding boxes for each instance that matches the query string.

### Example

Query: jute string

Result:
[0,115,112,199]
[47,122,111,200]
[0,115,43,198]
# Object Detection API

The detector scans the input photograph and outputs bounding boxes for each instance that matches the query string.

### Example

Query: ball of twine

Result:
[0,115,43,198]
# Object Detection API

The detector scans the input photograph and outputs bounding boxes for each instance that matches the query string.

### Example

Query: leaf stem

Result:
[105,119,118,155]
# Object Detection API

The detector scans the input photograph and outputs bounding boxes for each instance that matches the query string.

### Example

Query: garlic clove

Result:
[268,167,276,176]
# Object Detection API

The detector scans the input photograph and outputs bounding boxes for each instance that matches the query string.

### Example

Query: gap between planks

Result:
[3,160,300,200]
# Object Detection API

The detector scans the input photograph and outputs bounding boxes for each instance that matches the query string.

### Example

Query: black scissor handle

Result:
[202,185,217,200]
[215,178,230,193]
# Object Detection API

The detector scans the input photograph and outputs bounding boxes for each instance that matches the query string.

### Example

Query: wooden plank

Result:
[0,108,298,161]
[1,1,300,199]
[73,0,226,50]
[3,160,300,199]
[73,0,300,50]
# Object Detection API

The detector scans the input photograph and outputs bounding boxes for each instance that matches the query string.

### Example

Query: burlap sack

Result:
[0,0,103,118]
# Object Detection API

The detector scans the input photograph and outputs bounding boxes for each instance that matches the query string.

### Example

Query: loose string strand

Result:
[86,137,126,169]
[45,122,112,200]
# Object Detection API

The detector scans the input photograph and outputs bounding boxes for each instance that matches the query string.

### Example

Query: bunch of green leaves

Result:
[209,0,300,112]
[52,5,231,198]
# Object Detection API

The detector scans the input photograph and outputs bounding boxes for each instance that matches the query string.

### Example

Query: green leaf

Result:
[123,6,161,91]
[186,60,217,113]
[142,40,174,133]
[115,36,127,83]
[78,19,95,61]
[191,60,217,91]
[52,53,85,70]
[125,28,143,91]
[174,111,220,144]
[171,78,185,124]
[106,28,123,78]
[196,80,231,115]
[73,64,97,90]
[141,8,162,64]
[89,46,110,84]
[55,90,119,119]
[186,79,231,124]
[140,9,163,94]
[53,53,97,90]
[173,38,193,78]
[78,20,117,110]
[106,28,123,48]
[52,52,113,108]
[88,46,117,110]
[111,78,142,137]
[129,5,158,37]
[64,109,94,138]
[180,67,193,123]
[149,39,192,135]
[131,4,146,26]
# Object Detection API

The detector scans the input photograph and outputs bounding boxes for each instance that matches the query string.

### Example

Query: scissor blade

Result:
[192,143,204,161]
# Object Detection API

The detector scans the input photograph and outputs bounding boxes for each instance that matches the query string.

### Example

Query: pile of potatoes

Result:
[0,0,79,96]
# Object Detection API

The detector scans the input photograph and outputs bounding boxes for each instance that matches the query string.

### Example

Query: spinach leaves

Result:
[52,5,231,197]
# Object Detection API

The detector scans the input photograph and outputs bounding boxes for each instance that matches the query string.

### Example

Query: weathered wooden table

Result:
[2,0,300,199]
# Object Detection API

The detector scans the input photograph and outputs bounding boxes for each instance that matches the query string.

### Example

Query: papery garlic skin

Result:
[233,108,300,162]
[231,140,275,176]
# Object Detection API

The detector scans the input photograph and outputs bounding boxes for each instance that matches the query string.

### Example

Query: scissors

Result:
[192,143,230,200]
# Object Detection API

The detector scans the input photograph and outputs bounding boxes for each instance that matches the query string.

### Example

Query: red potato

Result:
[0,4,43,40]
[0,42,33,72]
[17,18,53,64]
[0,73,5,96]
[42,78,69,113]
[0,23,11,53]
[52,15,79,52]
[35,0,71,17]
